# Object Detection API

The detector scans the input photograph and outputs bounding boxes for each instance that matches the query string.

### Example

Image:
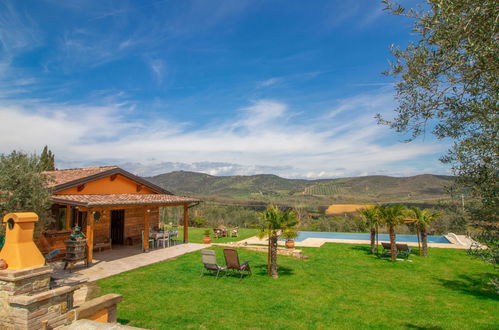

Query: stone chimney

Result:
[0,212,77,329]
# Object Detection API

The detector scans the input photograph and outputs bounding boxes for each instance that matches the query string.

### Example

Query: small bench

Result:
[93,238,112,252]
[381,242,412,259]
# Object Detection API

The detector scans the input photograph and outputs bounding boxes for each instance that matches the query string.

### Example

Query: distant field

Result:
[325,204,373,215]
[304,183,347,195]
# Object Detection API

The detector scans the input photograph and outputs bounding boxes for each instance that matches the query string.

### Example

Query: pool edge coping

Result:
[240,234,470,249]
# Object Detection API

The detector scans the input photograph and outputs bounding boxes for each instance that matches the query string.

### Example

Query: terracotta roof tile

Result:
[52,194,199,207]
[43,166,118,187]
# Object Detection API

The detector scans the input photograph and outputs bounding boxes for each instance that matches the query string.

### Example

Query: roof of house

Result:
[43,166,118,187]
[52,194,200,207]
[43,166,170,194]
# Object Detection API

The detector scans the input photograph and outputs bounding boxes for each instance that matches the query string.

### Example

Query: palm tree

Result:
[378,204,408,261]
[411,207,439,257]
[258,205,298,278]
[358,205,380,254]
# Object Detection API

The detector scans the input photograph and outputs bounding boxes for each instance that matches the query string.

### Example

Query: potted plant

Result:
[282,228,298,249]
[203,229,212,244]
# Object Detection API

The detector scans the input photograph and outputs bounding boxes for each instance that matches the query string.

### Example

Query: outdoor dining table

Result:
[150,230,178,248]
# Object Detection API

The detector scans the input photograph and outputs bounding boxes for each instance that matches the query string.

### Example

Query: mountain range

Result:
[146,171,454,206]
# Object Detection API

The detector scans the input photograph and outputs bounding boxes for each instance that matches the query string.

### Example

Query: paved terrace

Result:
[52,243,207,283]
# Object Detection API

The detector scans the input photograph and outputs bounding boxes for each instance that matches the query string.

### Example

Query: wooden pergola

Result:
[52,194,199,264]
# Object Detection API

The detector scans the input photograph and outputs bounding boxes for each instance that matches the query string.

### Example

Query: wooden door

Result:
[111,210,125,245]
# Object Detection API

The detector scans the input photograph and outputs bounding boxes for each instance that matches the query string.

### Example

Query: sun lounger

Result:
[201,249,226,279]
[223,248,251,279]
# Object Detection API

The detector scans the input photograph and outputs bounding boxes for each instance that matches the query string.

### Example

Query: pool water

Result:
[290,231,451,244]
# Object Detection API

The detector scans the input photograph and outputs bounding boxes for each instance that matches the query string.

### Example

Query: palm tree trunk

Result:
[421,228,428,257]
[416,226,422,256]
[389,225,397,262]
[270,235,279,278]
[370,227,376,254]
[375,224,379,255]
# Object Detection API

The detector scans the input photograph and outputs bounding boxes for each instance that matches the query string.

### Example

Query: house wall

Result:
[37,207,160,252]
[91,206,160,244]
[94,212,111,244]
[56,174,156,195]
[122,207,160,242]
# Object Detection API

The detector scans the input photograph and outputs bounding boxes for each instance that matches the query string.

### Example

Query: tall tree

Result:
[0,151,54,236]
[258,205,298,278]
[379,1,498,237]
[411,207,440,256]
[358,205,381,254]
[39,145,55,171]
[378,204,408,261]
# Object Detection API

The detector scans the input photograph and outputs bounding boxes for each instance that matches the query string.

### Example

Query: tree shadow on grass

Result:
[404,324,443,330]
[252,263,295,277]
[350,245,376,255]
[117,318,130,325]
[436,273,498,300]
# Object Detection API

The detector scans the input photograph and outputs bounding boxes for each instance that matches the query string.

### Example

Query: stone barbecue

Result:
[0,212,123,330]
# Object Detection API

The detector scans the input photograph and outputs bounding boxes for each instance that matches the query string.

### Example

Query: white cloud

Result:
[0,89,449,178]
[148,59,166,84]
[257,77,283,88]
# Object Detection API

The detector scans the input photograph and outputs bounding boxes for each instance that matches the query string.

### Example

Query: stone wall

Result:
[0,265,124,330]
[0,265,76,330]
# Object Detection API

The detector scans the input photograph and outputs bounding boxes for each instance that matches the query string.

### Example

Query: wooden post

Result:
[86,210,94,264]
[183,204,188,243]
[267,224,271,278]
[65,205,71,230]
[143,208,150,251]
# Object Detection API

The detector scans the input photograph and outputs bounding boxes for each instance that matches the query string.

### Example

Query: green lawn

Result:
[180,227,259,244]
[98,244,498,329]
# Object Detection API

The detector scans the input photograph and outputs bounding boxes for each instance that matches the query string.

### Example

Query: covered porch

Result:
[50,193,200,264]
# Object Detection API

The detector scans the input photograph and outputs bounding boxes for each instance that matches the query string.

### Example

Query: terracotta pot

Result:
[0,259,7,270]
[203,236,212,244]
[285,240,295,249]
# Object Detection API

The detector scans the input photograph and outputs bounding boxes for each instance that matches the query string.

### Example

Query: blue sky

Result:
[0,0,450,178]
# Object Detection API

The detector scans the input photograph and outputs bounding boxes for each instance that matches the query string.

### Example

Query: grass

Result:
[179,227,259,244]
[98,244,498,329]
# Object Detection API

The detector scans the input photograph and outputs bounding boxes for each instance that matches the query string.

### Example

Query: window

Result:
[49,205,70,231]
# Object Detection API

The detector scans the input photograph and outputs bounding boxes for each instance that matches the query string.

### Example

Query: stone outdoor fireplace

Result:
[0,212,123,330]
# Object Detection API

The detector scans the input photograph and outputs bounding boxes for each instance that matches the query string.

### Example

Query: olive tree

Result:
[0,151,54,236]
[379,0,498,246]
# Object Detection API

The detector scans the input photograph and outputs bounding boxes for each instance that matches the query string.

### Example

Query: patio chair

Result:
[213,228,223,239]
[156,233,168,248]
[201,249,226,279]
[223,248,251,279]
[230,227,239,237]
[395,244,412,259]
[169,230,179,246]
[141,230,155,251]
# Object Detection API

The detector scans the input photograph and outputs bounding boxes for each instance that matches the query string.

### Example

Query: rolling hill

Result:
[146,171,454,205]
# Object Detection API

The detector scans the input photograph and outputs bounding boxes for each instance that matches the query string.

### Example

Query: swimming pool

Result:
[291,231,451,244]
